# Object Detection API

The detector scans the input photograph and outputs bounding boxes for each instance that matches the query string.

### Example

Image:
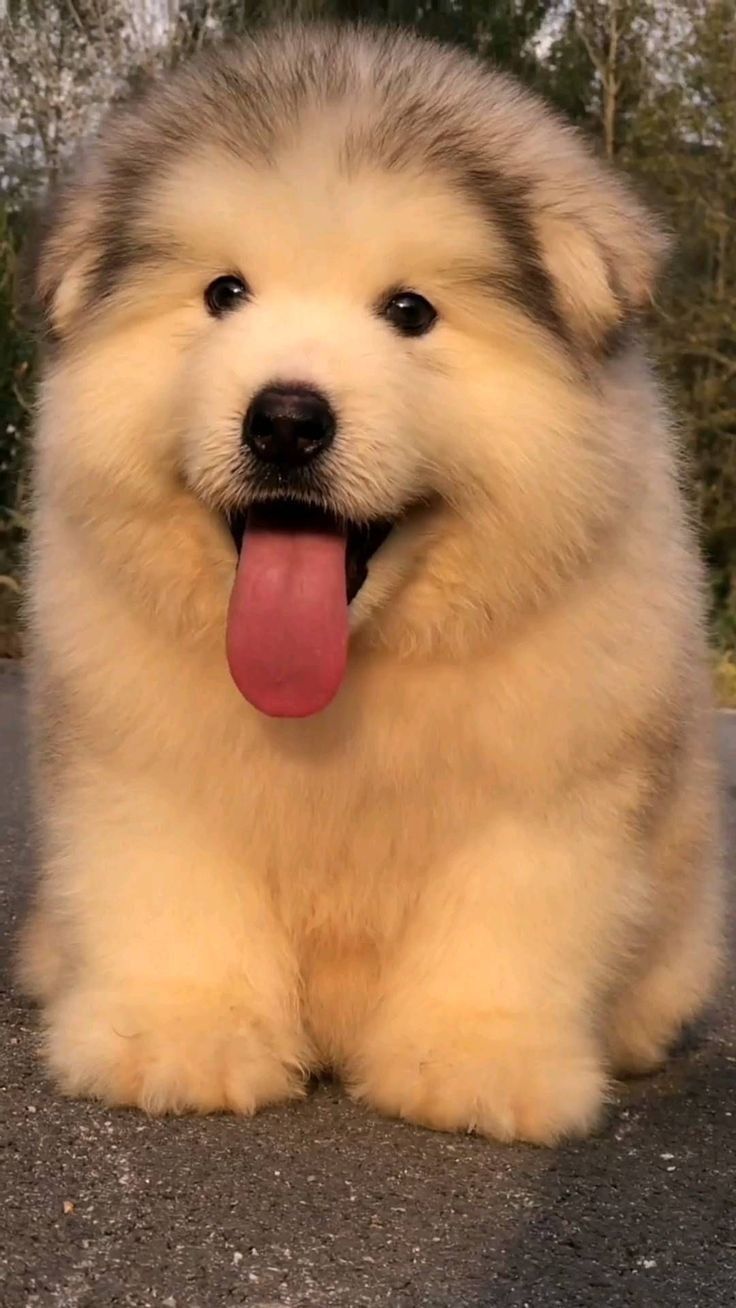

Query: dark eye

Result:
[380,290,437,337]
[205,274,250,317]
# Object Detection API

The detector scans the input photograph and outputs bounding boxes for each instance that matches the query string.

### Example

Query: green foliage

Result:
[715,649,736,707]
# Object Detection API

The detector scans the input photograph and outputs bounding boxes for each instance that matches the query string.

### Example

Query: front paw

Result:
[43,984,307,1115]
[351,1015,607,1144]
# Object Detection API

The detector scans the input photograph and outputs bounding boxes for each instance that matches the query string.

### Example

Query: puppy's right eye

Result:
[205,275,250,317]
[379,290,437,338]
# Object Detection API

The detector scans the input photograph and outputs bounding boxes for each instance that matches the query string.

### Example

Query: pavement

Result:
[1,658,734,1308]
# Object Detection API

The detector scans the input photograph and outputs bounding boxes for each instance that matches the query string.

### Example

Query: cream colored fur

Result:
[18,25,722,1143]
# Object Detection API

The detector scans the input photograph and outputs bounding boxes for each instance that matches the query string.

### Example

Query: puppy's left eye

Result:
[205,275,250,317]
[380,290,437,338]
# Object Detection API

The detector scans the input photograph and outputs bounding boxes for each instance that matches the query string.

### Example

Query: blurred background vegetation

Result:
[1,1,734,690]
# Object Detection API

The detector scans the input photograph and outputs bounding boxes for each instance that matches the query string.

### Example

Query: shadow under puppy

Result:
[19,23,722,1143]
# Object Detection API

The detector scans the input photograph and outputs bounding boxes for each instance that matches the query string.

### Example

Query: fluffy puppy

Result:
[18,24,722,1143]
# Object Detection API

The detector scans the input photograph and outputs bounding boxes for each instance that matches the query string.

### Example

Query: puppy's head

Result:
[35,26,667,714]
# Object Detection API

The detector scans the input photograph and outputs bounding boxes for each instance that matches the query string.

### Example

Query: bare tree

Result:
[572,0,658,159]
[0,0,243,202]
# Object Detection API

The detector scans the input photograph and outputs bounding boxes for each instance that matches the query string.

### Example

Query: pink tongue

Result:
[226,513,348,718]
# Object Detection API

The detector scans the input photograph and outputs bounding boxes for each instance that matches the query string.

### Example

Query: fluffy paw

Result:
[43,985,307,1114]
[351,1017,607,1144]
[608,964,715,1077]
[608,993,686,1076]
[608,1011,674,1076]
[609,924,722,1077]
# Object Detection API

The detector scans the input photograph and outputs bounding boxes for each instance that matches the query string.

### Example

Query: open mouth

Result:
[224,499,396,720]
[227,500,395,604]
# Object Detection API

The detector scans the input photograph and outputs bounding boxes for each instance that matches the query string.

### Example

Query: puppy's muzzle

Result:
[243,384,336,469]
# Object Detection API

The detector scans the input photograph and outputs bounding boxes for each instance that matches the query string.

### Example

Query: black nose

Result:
[243,385,336,468]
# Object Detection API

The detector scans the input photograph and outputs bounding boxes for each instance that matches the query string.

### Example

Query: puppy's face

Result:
[36,34,665,712]
[174,150,486,541]
[167,147,583,580]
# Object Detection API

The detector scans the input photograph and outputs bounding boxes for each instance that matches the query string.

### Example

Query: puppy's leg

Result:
[608,906,721,1075]
[609,761,722,1076]
[350,801,649,1144]
[32,778,308,1114]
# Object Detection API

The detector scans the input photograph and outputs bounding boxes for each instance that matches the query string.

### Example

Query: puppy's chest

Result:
[238,721,491,930]
[246,748,455,872]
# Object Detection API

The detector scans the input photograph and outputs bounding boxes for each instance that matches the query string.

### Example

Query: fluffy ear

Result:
[31,188,99,342]
[536,176,670,355]
[26,145,111,344]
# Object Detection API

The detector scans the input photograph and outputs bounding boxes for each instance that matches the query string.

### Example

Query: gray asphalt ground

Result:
[1,659,734,1308]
